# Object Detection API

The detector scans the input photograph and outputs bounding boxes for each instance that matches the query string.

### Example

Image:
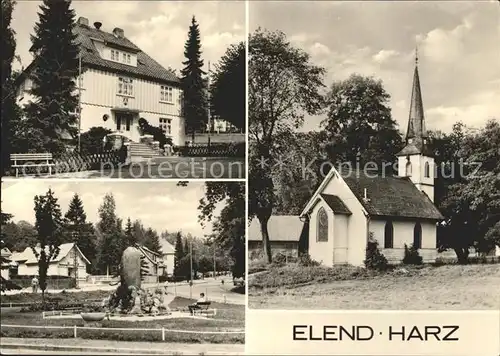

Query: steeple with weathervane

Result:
[397,45,435,202]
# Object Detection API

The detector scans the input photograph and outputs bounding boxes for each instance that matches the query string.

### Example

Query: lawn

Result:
[248,263,500,310]
[0,291,244,344]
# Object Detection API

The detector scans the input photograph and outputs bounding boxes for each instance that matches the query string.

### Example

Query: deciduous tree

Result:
[323,74,403,168]
[210,42,245,130]
[33,189,64,304]
[249,28,325,263]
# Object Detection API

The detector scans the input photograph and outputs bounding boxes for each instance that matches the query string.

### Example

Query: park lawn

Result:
[0,296,244,344]
[248,263,500,310]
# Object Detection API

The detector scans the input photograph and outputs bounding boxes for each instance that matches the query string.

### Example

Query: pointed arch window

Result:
[424,162,430,178]
[413,222,422,249]
[405,157,412,176]
[384,221,394,248]
[317,207,328,242]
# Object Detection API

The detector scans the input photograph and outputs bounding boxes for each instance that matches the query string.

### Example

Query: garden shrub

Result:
[298,254,320,267]
[272,252,288,266]
[364,238,389,271]
[402,243,423,265]
[138,118,173,147]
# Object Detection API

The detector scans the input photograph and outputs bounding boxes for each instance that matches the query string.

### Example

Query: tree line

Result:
[249,28,500,264]
[1,191,163,277]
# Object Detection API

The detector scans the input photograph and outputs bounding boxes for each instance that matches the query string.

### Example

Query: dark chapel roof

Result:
[340,169,444,221]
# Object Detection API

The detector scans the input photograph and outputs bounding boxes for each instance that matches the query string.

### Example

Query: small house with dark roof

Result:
[248,216,308,259]
[299,54,444,266]
[17,17,185,145]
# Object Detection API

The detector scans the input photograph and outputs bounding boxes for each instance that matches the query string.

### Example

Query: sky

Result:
[250,1,500,134]
[11,0,246,73]
[1,180,219,238]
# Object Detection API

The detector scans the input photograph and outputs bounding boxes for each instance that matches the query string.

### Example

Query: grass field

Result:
[0,291,244,344]
[248,263,500,310]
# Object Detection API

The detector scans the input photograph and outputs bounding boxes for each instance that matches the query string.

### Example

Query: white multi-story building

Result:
[17,17,185,145]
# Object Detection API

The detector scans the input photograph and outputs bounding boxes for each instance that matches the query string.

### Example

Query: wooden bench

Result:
[10,153,55,177]
[192,301,217,317]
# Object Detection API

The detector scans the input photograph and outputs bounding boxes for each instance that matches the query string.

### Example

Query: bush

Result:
[138,118,172,147]
[272,252,287,266]
[249,250,263,260]
[298,254,320,267]
[402,244,423,265]
[364,238,389,271]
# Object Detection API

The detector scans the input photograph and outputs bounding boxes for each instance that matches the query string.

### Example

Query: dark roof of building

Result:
[339,169,444,220]
[248,216,305,242]
[320,194,352,215]
[75,23,179,84]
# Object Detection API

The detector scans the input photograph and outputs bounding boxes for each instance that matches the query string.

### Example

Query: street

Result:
[1,277,245,305]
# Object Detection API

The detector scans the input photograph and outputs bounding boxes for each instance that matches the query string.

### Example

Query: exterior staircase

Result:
[128,142,161,162]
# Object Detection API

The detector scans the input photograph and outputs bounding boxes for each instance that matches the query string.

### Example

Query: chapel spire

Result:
[405,46,426,144]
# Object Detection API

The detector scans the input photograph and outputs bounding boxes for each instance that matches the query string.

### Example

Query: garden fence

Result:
[0,324,245,341]
[174,142,245,158]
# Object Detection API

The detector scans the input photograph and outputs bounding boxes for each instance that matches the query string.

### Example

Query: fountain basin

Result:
[81,312,106,322]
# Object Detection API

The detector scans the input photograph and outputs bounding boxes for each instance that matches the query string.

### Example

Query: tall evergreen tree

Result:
[24,0,79,155]
[1,0,21,174]
[33,189,64,303]
[173,232,184,278]
[96,193,122,274]
[181,16,207,141]
[144,227,161,254]
[124,217,136,247]
[64,193,96,273]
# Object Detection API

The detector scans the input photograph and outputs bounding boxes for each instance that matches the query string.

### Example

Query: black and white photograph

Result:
[1,0,245,179]
[1,180,245,354]
[247,1,500,310]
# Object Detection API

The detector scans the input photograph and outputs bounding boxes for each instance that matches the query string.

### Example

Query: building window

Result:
[413,222,422,249]
[118,77,133,96]
[122,52,126,62]
[384,221,394,248]
[127,54,131,64]
[317,207,328,242]
[405,160,412,176]
[160,86,173,102]
[159,118,172,135]
[424,162,430,178]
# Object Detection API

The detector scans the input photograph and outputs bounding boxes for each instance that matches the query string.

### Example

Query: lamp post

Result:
[207,61,211,151]
[77,50,82,153]
[213,242,216,280]
[72,231,79,289]
[189,239,193,299]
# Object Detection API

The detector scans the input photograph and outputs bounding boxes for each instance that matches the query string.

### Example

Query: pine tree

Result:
[181,16,207,141]
[33,189,64,304]
[144,227,162,254]
[124,218,136,247]
[24,0,79,155]
[64,193,96,273]
[173,232,184,278]
[96,193,122,274]
[1,0,21,174]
